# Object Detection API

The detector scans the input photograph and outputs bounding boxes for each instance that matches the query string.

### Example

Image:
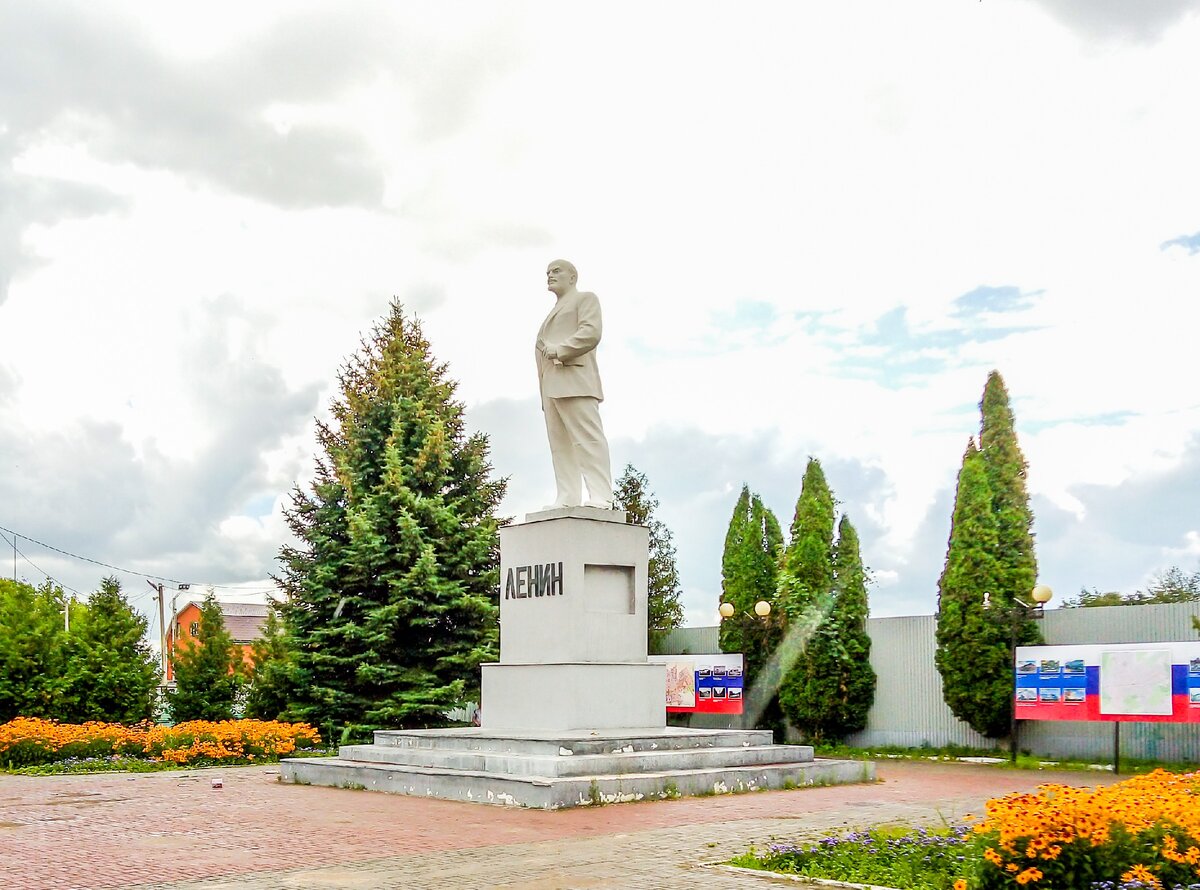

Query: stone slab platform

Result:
[279,727,875,809]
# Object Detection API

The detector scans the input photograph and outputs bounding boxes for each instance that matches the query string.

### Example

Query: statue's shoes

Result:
[541,503,575,510]
[583,500,614,510]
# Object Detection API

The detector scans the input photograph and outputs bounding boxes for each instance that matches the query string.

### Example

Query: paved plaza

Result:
[1,759,1119,890]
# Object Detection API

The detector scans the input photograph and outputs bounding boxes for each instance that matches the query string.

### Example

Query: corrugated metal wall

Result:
[665,602,1200,761]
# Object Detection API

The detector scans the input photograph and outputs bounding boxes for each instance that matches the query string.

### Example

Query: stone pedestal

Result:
[481,506,666,732]
[279,505,875,807]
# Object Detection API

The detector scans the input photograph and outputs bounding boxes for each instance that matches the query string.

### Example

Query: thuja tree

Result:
[171,593,242,722]
[613,464,684,653]
[979,371,1039,613]
[777,459,838,737]
[58,577,159,724]
[718,485,785,730]
[277,301,506,736]
[935,440,1016,738]
[803,515,875,739]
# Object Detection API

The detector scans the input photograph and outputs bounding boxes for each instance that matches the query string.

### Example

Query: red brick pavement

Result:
[0,760,1122,890]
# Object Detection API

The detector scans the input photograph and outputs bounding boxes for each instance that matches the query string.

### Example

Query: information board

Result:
[1014,641,1200,723]
[648,654,744,715]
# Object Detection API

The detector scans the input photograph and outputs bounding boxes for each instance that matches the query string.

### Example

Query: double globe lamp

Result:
[718,600,772,620]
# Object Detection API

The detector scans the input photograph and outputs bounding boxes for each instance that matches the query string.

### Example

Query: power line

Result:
[0,523,279,593]
[0,527,86,598]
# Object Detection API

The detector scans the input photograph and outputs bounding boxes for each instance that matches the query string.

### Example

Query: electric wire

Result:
[0,523,278,594]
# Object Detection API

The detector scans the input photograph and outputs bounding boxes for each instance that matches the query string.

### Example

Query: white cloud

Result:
[1,0,1199,630]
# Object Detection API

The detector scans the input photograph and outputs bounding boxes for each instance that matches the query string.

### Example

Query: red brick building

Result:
[165,601,269,681]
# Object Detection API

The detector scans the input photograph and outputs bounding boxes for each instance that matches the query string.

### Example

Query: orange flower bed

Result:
[971,769,1200,889]
[0,717,321,767]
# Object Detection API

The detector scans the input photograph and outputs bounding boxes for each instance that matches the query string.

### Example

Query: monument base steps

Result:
[280,727,875,809]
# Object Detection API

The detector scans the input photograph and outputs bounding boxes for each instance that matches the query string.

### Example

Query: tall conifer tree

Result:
[171,593,241,722]
[777,459,839,737]
[277,301,505,735]
[935,373,1041,740]
[613,464,684,652]
[59,577,159,724]
[718,485,785,730]
[979,371,1038,610]
[821,515,875,736]
[935,440,1015,738]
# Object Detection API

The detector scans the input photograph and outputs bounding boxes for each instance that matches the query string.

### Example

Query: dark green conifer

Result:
[979,371,1038,611]
[718,486,785,731]
[935,440,1015,738]
[777,459,839,738]
[59,577,159,724]
[242,604,295,722]
[170,593,241,722]
[613,464,684,653]
[276,301,505,736]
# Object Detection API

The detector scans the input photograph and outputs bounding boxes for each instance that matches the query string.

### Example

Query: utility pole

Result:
[148,580,166,681]
[63,592,71,633]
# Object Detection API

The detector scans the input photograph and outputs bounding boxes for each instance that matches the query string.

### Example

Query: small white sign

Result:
[1099,649,1172,716]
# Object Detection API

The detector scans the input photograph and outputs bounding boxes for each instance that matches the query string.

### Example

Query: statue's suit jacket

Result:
[535,290,605,402]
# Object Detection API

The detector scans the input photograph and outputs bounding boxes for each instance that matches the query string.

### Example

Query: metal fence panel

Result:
[666,602,1200,761]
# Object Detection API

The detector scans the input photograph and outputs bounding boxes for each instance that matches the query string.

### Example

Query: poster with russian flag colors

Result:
[648,654,744,715]
[1014,642,1200,723]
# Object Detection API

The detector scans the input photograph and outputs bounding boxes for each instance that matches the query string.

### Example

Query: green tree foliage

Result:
[819,515,876,736]
[242,603,295,722]
[613,464,684,653]
[777,460,878,741]
[934,372,1042,741]
[170,593,241,722]
[935,440,1026,739]
[978,371,1038,612]
[1063,567,1200,607]
[718,485,785,730]
[57,577,158,724]
[277,301,506,736]
[778,459,836,616]
[0,579,69,721]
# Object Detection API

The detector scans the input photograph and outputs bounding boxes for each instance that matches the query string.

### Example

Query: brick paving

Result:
[0,760,1121,889]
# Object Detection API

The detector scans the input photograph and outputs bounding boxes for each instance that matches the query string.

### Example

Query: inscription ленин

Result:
[504,562,564,599]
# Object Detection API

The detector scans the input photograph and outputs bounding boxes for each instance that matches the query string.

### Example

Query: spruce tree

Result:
[979,371,1038,611]
[935,440,1014,738]
[170,593,241,722]
[613,464,684,653]
[277,301,506,736]
[718,486,785,731]
[58,577,159,724]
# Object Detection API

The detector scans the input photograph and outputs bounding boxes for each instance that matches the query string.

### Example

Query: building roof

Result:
[173,600,270,644]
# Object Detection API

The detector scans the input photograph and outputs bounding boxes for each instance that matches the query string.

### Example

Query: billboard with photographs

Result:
[1014,641,1200,723]
[648,654,744,715]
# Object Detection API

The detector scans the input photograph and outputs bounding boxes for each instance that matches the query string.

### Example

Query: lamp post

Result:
[719,600,772,621]
[999,584,1053,764]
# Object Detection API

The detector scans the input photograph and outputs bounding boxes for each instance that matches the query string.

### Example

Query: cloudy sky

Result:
[2,0,1198,635]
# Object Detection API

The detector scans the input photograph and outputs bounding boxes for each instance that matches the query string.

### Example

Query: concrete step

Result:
[279,756,875,810]
[371,727,775,756]
[338,742,814,778]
